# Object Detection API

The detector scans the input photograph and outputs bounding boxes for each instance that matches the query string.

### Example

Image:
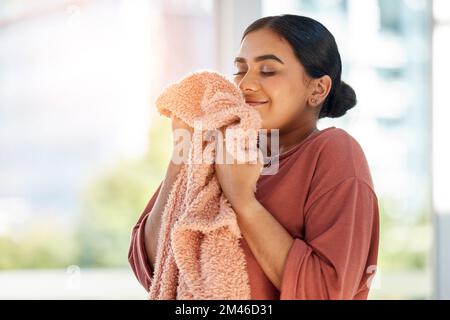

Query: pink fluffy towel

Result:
[148,70,262,300]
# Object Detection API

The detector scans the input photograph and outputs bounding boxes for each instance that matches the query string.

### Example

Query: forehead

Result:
[237,28,295,62]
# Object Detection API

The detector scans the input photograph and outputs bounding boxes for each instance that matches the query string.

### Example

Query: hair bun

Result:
[322,80,357,118]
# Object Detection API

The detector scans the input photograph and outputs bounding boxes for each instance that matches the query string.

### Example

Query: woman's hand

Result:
[214,133,264,212]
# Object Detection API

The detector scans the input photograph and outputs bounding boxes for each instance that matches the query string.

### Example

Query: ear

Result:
[308,75,332,107]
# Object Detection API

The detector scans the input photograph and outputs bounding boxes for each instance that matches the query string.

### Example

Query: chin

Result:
[257,111,274,131]
[258,119,273,131]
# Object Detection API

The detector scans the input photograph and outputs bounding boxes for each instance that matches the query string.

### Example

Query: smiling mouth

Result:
[246,101,268,107]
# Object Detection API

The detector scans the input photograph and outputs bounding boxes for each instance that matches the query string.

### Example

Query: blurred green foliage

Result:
[377,195,431,271]
[76,117,172,267]
[0,218,79,269]
[0,117,171,269]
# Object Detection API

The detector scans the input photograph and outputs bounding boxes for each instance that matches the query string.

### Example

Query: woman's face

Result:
[233,28,315,130]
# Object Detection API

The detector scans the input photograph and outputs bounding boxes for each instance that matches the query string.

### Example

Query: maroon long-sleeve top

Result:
[128,126,379,299]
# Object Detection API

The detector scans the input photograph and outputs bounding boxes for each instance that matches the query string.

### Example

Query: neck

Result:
[265,123,318,157]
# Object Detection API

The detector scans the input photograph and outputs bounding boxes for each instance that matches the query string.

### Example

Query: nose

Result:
[237,72,260,93]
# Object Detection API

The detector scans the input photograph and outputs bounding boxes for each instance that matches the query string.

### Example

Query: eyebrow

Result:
[234,54,284,65]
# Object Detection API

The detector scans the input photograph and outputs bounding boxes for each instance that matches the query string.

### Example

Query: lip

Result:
[246,101,268,107]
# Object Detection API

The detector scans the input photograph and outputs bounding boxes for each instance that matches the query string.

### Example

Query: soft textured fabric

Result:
[129,126,380,300]
[133,70,262,300]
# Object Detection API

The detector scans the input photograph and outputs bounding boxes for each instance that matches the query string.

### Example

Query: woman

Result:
[129,14,379,300]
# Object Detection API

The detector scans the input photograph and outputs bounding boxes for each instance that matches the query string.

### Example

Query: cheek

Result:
[262,76,305,106]
[261,78,307,124]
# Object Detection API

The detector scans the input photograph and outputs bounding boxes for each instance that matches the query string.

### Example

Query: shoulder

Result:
[314,127,363,154]
[307,127,375,194]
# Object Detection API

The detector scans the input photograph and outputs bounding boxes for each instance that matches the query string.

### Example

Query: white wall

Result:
[432,0,450,300]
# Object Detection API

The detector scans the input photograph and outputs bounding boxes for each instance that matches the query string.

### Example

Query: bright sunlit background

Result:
[0,0,449,299]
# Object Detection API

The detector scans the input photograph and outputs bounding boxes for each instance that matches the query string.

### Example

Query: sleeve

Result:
[279,177,379,300]
[128,182,163,292]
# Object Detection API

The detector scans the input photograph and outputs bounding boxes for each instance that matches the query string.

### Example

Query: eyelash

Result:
[232,71,276,77]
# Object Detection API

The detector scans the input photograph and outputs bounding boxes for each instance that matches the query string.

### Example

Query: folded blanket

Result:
[149,70,262,300]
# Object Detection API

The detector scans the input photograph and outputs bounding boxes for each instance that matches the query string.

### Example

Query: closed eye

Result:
[232,71,276,76]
